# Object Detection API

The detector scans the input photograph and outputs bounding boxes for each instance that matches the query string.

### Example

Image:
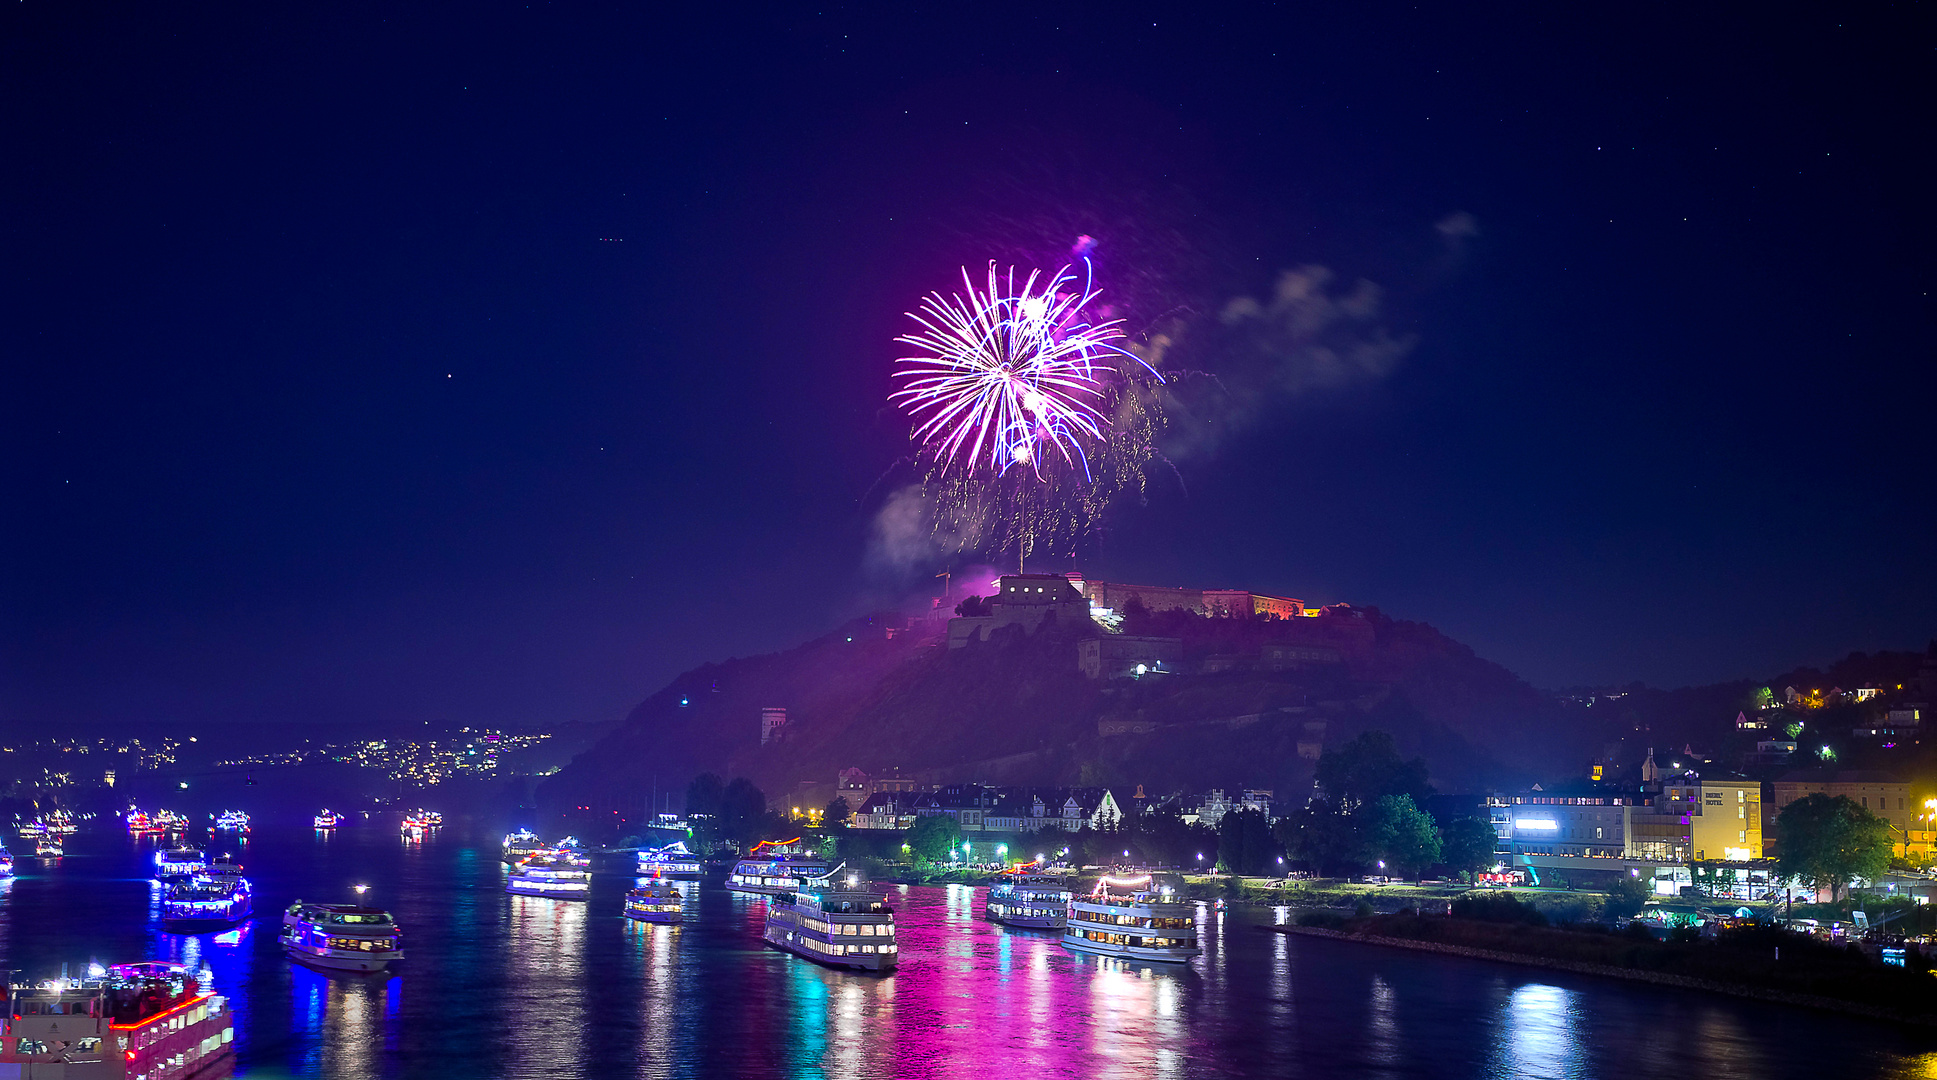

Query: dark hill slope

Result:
[538,609,1615,820]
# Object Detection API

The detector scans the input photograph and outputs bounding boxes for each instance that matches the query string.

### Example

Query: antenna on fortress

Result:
[935,569,951,608]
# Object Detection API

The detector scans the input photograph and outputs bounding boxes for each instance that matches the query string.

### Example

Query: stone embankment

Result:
[1264,923,1937,1029]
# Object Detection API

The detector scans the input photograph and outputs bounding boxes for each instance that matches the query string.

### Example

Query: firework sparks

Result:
[893,257,1146,477]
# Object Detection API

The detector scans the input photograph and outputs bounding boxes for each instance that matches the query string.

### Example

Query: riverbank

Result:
[1267,913,1937,1028]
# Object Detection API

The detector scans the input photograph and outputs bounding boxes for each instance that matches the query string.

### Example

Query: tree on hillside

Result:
[822,796,852,829]
[1438,815,1499,878]
[1366,795,1441,880]
[1604,876,1651,921]
[1777,793,1893,901]
[1315,731,1432,810]
[907,814,962,863]
[1217,809,1281,875]
[718,777,772,847]
[685,772,725,819]
[954,595,991,618]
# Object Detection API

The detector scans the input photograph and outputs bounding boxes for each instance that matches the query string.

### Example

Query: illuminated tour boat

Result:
[635,840,703,878]
[1061,875,1201,963]
[985,875,1073,930]
[280,901,404,972]
[312,809,340,829]
[506,856,592,900]
[401,809,442,830]
[762,872,899,972]
[162,872,253,933]
[727,840,831,896]
[154,847,207,881]
[34,837,63,859]
[18,819,48,840]
[623,881,684,924]
[0,845,12,877]
[0,961,233,1080]
[501,828,545,863]
[212,809,250,831]
[151,809,189,833]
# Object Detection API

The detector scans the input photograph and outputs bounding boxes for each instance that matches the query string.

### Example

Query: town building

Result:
[760,706,788,745]
[1072,577,1304,620]
[948,574,1090,648]
[852,792,920,831]
[1769,772,1934,859]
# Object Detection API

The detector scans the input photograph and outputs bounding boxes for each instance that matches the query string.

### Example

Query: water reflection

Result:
[290,963,399,1077]
[1487,983,1583,1080]
[504,895,589,1080]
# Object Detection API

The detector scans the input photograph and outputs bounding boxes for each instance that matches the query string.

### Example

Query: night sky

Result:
[4,4,1930,734]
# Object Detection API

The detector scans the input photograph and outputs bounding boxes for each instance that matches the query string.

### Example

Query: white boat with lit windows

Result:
[280,901,404,972]
[623,881,684,924]
[636,841,703,879]
[0,846,12,877]
[506,856,591,900]
[212,809,250,831]
[312,809,339,829]
[154,847,206,881]
[1061,875,1200,963]
[1,960,233,1080]
[985,875,1073,930]
[728,841,831,895]
[401,809,442,830]
[762,874,899,972]
[35,838,63,859]
[162,871,253,933]
[502,828,545,862]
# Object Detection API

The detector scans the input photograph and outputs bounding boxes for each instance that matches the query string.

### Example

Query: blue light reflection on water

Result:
[3,827,1937,1078]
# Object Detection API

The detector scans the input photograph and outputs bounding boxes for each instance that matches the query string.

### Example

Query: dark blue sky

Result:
[3,3,1930,732]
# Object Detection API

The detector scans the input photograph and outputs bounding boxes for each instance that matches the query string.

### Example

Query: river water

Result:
[3,823,1934,1078]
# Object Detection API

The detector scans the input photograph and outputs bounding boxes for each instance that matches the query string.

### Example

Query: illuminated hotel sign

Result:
[1515,818,1559,831]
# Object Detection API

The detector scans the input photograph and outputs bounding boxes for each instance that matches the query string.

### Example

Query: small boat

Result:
[313,810,340,829]
[623,881,684,924]
[34,838,62,859]
[154,847,206,881]
[1061,875,1200,963]
[162,871,253,932]
[506,856,591,900]
[502,828,545,863]
[985,874,1073,930]
[281,900,404,972]
[636,840,704,879]
[213,809,251,831]
[151,809,189,832]
[400,809,443,829]
[0,846,13,877]
[763,870,898,972]
[1,961,233,1077]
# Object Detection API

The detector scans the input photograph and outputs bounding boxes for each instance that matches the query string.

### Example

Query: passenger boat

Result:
[985,874,1073,930]
[728,840,831,895]
[18,819,48,840]
[46,810,77,835]
[623,881,684,924]
[506,856,591,900]
[312,809,339,829]
[212,809,251,831]
[762,873,899,972]
[151,809,189,833]
[400,809,442,829]
[635,840,703,878]
[155,847,206,880]
[125,809,159,834]
[34,838,63,859]
[502,828,545,862]
[280,901,404,972]
[0,960,233,1079]
[1061,875,1200,963]
[0,846,12,877]
[162,872,253,933]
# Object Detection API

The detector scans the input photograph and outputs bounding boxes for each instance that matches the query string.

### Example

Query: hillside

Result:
[537,605,1614,820]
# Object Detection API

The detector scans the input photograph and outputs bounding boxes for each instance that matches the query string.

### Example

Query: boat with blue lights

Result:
[0,845,12,877]
[502,828,545,863]
[728,839,831,895]
[985,874,1072,930]
[162,871,253,933]
[506,855,591,900]
[1061,875,1200,963]
[154,846,206,881]
[212,809,250,831]
[623,881,684,924]
[762,870,899,972]
[312,809,339,829]
[635,841,703,879]
[280,901,404,972]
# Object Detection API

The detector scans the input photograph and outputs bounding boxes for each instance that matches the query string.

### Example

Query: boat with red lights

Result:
[400,809,442,830]
[623,881,684,924]
[1061,875,1200,963]
[0,960,233,1079]
[762,871,899,972]
[280,901,404,972]
[34,837,63,859]
[312,809,339,829]
[984,874,1072,930]
[506,855,591,899]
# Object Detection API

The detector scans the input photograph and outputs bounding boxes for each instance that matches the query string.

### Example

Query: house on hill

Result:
[852,792,920,831]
